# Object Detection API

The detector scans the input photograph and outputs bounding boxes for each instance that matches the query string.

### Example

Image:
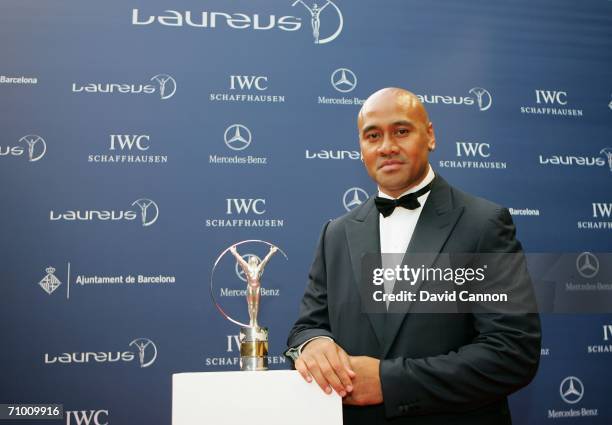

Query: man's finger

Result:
[316,353,346,397]
[324,349,353,394]
[303,356,332,394]
[294,358,312,383]
[338,348,356,376]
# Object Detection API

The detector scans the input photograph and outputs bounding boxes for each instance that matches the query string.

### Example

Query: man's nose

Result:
[378,133,398,155]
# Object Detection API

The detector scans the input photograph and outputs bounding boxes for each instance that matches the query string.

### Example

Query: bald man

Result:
[285,88,541,425]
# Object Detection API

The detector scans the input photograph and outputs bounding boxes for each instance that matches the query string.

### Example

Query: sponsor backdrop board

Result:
[1,0,611,424]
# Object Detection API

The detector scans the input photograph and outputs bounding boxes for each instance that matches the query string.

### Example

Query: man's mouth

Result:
[378,159,404,171]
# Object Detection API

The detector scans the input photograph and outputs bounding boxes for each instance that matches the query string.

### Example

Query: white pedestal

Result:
[172,370,342,425]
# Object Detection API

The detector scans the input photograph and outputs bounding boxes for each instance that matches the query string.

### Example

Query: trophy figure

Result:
[210,240,285,371]
[229,245,278,329]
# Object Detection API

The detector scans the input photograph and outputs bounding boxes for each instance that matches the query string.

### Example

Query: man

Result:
[285,88,541,424]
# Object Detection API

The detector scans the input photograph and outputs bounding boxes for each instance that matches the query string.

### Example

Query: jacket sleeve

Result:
[380,207,542,418]
[286,221,335,352]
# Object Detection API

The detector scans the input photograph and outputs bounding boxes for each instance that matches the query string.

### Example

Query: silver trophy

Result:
[210,240,286,371]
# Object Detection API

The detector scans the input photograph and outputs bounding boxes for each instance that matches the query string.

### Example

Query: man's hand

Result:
[295,338,356,397]
[343,356,383,406]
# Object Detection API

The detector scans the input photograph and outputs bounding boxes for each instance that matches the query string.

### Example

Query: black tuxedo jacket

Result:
[286,175,541,425]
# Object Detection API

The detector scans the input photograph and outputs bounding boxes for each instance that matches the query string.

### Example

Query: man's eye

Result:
[396,128,410,135]
[366,133,380,140]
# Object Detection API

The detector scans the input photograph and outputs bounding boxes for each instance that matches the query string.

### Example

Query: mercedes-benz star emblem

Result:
[331,68,357,93]
[576,252,599,279]
[343,187,368,211]
[224,124,252,151]
[559,376,584,404]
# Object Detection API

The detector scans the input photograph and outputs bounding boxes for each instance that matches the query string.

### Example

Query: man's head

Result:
[357,87,435,198]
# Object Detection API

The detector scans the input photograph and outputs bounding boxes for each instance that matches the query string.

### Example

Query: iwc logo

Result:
[520,89,582,117]
[439,141,507,170]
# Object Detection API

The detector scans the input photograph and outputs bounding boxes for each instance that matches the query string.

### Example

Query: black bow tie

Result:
[374,183,432,217]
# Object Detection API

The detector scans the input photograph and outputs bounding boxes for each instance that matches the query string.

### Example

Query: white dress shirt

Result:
[379,165,435,302]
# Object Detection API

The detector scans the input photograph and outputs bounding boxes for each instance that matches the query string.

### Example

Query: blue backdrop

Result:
[1,1,611,424]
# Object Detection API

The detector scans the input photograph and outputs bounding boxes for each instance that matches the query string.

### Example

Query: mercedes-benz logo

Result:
[331,68,357,93]
[235,253,262,282]
[576,252,599,279]
[224,124,252,151]
[343,187,368,211]
[560,376,584,404]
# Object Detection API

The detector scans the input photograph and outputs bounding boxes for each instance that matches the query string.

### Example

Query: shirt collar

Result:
[377,164,435,200]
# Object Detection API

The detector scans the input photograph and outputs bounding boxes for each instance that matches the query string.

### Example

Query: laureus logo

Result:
[601,147,612,172]
[71,74,176,100]
[44,338,158,368]
[131,198,159,227]
[468,87,492,111]
[292,0,343,44]
[49,198,159,227]
[150,74,177,99]
[129,338,158,368]
[1,135,46,162]
[20,135,47,161]
[416,87,493,112]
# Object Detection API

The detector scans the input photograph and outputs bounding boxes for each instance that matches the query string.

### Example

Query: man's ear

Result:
[427,122,436,152]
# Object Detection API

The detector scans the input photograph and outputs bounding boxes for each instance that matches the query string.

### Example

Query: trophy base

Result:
[239,326,269,371]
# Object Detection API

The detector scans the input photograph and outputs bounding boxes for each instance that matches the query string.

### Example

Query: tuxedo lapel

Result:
[383,175,465,357]
[345,197,386,347]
